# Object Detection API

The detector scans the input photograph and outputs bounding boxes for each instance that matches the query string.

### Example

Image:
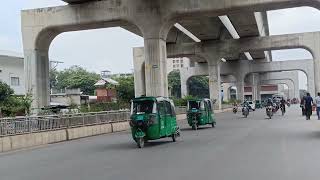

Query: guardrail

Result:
[0,111,130,137]
[0,105,231,137]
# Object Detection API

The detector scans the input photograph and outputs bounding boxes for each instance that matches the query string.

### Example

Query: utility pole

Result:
[49,60,64,99]
[50,60,64,70]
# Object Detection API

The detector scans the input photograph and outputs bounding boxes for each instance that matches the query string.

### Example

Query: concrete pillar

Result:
[144,38,168,97]
[251,73,261,101]
[208,60,221,110]
[307,72,316,97]
[24,50,50,110]
[133,47,146,97]
[180,71,189,98]
[236,78,245,102]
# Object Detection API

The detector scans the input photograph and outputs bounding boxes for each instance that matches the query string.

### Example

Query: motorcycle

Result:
[266,105,273,119]
[242,105,249,118]
[233,106,238,114]
[272,104,279,113]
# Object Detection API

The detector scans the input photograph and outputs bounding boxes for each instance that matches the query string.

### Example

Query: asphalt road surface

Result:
[1,105,320,180]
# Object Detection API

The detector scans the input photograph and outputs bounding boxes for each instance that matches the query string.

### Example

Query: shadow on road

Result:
[94,139,175,151]
[181,126,213,132]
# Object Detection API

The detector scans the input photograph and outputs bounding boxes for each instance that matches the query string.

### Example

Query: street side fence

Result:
[0,107,188,137]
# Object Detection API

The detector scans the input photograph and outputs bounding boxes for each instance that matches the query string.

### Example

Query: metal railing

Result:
[0,110,130,137]
[0,105,231,137]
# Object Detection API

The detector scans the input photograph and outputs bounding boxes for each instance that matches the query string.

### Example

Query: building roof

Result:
[0,50,24,59]
[94,78,119,86]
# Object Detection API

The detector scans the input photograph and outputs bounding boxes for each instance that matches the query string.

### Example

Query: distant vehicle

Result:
[242,105,250,118]
[266,105,273,119]
[187,99,216,130]
[248,101,256,111]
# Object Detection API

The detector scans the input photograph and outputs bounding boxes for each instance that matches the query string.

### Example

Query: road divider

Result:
[0,107,232,153]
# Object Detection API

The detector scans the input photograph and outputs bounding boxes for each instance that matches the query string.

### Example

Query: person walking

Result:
[300,96,306,116]
[315,93,320,120]
[304,93,314,120]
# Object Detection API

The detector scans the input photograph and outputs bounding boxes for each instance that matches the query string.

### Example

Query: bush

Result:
[2,96,26,117]
[172,95,196,106]
[80,101,130,113]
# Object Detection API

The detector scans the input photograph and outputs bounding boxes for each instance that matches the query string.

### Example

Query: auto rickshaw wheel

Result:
[211,122,216,128]
[137,138,145,148]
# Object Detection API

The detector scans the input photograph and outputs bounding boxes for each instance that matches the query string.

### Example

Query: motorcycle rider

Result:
[280,97,286,114]
[233,101,238,113]
[242,99,250,117]
[243,99,250,109]
[266,98,273,106]
[266,98,273,111]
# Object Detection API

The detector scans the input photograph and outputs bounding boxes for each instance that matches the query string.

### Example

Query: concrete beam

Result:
[162,0,320,21]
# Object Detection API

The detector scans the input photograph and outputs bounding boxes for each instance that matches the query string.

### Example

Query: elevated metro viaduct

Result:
[21,0,320,110]
[179,67,299,102]
[134,47,310,108]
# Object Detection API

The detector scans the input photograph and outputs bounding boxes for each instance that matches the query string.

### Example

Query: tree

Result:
[56,66,100,95]
[0,82,14,102]
[168,71,181,98]
[114,76,135,103]
[0,82,14,117]
[49,69,59,89]
[188,76,209,98]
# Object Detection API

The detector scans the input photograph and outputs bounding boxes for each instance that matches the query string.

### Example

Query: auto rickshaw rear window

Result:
[164,101,174,116]
[188,101,200,110]
[132,100,155,114]
[157,101,166,115]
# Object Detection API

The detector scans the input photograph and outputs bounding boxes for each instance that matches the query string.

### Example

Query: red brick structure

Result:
[94,78,119,102]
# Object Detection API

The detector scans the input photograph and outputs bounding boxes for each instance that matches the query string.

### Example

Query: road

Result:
[0,105,320,180]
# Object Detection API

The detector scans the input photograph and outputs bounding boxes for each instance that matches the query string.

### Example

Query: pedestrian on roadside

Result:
[315,93,320,120]
[300,96,306,116]
[304,93,314,120]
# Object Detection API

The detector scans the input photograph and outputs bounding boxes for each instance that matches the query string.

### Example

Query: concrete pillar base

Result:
[24,49,50,111]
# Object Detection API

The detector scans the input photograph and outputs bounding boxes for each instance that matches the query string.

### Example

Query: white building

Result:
[167,57,190,73]
[0,51,25,95]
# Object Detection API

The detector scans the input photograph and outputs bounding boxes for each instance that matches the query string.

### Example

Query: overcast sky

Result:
[1,1,320,89]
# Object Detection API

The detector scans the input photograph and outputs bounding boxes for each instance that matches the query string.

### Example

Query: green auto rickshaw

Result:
[187,98,216,130]
[129,96,180,148]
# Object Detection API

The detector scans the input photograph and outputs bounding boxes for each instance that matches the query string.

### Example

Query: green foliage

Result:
[188,76,209,98]
[172,95,196,106]
[20,93,33,115]
[80,102,130,112]
[0,82,33,117]
[0,82,14,103]
[168,70,181,98]
[55,66,100,95]
[113,76,135,103]
[49,69,59,89]
[1,96,25,117]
